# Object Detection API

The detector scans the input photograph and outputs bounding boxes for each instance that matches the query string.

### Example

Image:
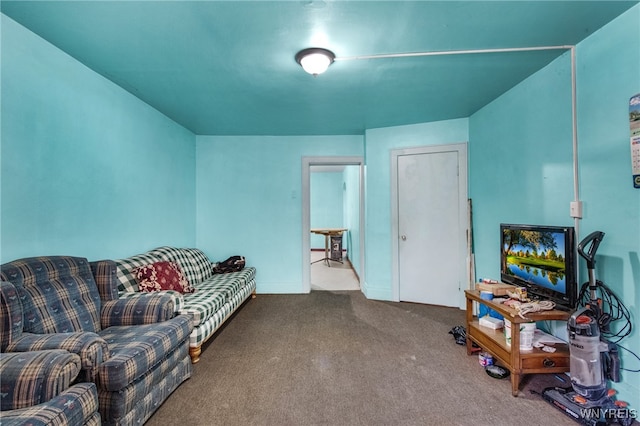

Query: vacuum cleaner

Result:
[542,231,633,426]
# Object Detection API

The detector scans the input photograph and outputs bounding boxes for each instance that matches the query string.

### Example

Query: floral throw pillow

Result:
[135,261,196,294]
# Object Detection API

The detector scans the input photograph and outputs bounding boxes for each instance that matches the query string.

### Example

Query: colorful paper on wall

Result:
[630,93,640,188]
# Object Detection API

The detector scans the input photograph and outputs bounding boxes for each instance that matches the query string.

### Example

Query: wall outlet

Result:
[570,201,583,218]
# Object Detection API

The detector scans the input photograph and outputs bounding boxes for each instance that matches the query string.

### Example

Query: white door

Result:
[397,147,464,307]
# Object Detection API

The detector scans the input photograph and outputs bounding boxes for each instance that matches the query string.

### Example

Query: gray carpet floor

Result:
[146,291,577,426]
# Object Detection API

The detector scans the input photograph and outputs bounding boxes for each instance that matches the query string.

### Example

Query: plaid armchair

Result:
[0,350,100,426]
[1,256,194,426]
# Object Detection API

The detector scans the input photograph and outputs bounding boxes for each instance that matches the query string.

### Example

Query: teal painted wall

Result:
[575,6,639,407]
[469,53,574,283]
[195,135,363,294]
[0,15,196,262]
[364,119,470,300]
[310,171,343,249]
[469,5,639,408]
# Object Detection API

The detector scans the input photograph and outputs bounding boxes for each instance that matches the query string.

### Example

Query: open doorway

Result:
[302,157,365,293]
[310,165,360,290]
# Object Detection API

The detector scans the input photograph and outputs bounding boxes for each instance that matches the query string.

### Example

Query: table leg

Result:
[466,296,474,355]
[511,373,520,396]
[324,235,330,267]
[511,322,521,397]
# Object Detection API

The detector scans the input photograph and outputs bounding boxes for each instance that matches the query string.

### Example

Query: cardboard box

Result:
[476,282,515,296]
[479,316,504,330]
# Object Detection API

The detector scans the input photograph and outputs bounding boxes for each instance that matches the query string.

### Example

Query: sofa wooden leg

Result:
[251,289,257,299]
[189,346,201,364]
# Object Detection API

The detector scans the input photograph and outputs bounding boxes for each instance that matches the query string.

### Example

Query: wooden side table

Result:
[465,289,571,396]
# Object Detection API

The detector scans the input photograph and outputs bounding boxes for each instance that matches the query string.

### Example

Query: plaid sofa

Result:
[0,257,194,426]
[91,246,256,363]
[0,349,100,426]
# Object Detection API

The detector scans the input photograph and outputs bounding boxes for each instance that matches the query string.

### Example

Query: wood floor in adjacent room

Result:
[310,250,360,291]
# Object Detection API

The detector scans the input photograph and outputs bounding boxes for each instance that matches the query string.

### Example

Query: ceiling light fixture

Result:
[295,45,574,76]
[295,48,335,76]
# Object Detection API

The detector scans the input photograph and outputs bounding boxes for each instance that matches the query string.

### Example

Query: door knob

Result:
[401,235,407,241]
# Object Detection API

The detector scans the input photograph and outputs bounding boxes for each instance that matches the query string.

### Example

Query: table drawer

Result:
[521,353,570,370]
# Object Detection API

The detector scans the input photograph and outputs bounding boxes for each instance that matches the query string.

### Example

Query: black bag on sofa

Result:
[213,256,245,274]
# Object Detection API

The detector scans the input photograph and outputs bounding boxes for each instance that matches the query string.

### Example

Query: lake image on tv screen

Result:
[503,230,567,294]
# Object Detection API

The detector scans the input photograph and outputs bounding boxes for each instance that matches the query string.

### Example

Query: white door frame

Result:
[390,143,468,308]
[302,156,365,293]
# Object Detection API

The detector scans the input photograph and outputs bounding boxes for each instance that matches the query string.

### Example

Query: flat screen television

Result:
[500,223,577,310]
